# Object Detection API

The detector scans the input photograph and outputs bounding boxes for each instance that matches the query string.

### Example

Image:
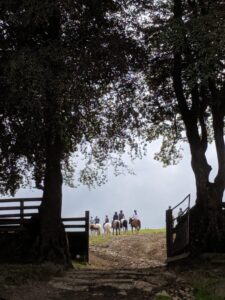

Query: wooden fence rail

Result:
[0,197,89,262]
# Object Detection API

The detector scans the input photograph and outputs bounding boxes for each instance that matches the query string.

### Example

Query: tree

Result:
[139,0,225,252]
[0,0,144,264]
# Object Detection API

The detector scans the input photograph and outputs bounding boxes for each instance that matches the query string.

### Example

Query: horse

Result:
[129,218,141,233]
[90,223,101,235]
[112,220,120,235]
[103,222,112,235]
[120,219,128,232]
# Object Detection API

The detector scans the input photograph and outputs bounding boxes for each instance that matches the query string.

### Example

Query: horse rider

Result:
[118,210,125,221]
[103,215,109,226]
[132,210,139,220]
[94,216,100,224]
[112,212,119,226]
[90,216,94,225]
[113,211,119,221]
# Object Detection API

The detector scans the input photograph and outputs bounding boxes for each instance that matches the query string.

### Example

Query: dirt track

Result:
[90,232,166,269]
[0,232,196,300]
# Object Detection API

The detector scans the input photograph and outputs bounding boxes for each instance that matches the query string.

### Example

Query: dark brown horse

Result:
[120,219,128,232]
[129,218,141,233]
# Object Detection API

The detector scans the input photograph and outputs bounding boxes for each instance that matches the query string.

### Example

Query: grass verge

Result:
[89,228,165,246]
[192,277,225,300]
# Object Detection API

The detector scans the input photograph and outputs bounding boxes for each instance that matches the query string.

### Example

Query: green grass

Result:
[191,277,225,300]
[89,234,113,246]
[89,228,165,246]
[139,228,166,234]
[119,228,165,235]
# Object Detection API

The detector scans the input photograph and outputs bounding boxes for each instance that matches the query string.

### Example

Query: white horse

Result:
[90,223,101,235]
[103,222,112,235]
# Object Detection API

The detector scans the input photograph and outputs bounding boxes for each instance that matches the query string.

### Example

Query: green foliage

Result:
[1,0,225,196]
[0,0,144,194]
[141,0,225,168]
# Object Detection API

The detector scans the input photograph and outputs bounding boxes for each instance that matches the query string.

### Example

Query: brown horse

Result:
[129,218,141,233]
[112,220,120,235]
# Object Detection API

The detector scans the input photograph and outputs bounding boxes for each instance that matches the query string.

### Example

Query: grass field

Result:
[89,228,165,246]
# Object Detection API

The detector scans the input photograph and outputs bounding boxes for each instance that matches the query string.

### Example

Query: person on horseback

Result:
[129,210,141,232]
[132,210,139,220]
[103,215,109,226]
[90,216,94,224]
[118,210,125,221]
[113,212,119,221]
[105,215,109,223]
[112,212,120,235]
[94,216,100,224]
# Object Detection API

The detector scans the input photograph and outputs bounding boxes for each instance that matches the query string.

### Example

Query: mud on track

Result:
[89,231,166,269]
[0,231,195,300]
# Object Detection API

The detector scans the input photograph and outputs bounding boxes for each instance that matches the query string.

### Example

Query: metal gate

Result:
[166,194,190,261]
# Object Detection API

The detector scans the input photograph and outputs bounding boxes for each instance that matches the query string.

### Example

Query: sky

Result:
[11,140,218,229]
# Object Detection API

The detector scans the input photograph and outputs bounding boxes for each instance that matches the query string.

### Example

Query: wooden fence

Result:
[0,197,89,262]
[166,194,190,261]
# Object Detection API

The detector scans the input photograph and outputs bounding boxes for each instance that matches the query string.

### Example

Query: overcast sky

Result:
[11,140,218,229]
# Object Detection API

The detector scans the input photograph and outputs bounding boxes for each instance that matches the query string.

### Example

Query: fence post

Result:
[20,200,24,228]
[166,207,173,258]
[85,210,90,263]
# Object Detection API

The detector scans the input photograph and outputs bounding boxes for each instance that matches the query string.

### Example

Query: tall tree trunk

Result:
[173,0,225,254]
[34,133,71,265]
[188,122,225,253]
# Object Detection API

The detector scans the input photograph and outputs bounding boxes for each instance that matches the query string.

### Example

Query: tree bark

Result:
[33,133,71,265]
[32,5,72,264]
[173,0,225,254]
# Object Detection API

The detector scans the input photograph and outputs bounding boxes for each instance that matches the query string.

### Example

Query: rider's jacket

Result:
[118,213,125,220]
[113,214,119,220]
